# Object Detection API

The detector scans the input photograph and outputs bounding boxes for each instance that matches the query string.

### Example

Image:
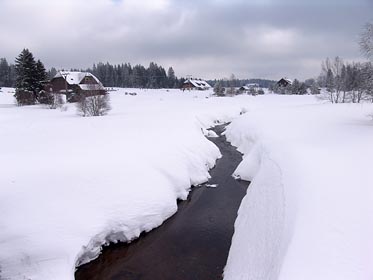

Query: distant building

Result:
[277,78,292,87]
[182,79,212,91]
[44,71,106,102]
[239,83,260,93]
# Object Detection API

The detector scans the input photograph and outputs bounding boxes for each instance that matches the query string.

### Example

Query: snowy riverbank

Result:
[224,96,373,280]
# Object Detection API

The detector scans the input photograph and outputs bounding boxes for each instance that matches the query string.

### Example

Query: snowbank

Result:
[0,88,245,280]
[224,96,373,280]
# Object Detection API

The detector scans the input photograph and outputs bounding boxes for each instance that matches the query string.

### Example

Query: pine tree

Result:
[167,67,176,88]
[290,79,301,94]
[15,49,38,91]
[14,49,39,105]
[0,58,10,87]
[8,64,16,87]
[48,67,57,79]
[36,60,55,105]
[35,60,47,92]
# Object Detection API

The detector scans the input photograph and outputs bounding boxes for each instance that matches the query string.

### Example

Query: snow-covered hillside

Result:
[224,96,373,280]
[1,88,372,280]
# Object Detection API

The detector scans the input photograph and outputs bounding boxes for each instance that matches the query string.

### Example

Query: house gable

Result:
[277,78,292,87]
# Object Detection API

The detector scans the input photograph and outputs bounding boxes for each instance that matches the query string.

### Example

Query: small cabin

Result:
[182,79,212,91]
[45,71,106,102]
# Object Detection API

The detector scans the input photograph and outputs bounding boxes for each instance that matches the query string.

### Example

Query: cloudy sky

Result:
[0,0,372,80]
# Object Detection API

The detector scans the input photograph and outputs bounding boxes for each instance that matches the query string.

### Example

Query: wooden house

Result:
[182,79,212,91]
[45,71,106,102]
[277,78,292,87]
[239,83,260,93]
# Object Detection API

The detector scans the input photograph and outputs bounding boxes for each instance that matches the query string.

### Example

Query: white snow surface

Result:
[0,88,245,280]
[224,95,373,280]
[2,88,373,280]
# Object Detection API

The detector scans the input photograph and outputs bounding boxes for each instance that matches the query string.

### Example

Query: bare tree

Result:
[38,89,65,109]
[360,22,373,61]
[77,93,111,117]
[213,81,225,96]
[332,56,344,103]
[227,74,237,96]
[50,93,65,109]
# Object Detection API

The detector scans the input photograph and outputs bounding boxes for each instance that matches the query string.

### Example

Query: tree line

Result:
[1,59,185,89]
[208,74,275,88]
[85,62,185,89]
[0,58,16,87]
[269,77,321,95]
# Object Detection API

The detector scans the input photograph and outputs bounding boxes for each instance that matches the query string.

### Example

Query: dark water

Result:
[75,124,249,280]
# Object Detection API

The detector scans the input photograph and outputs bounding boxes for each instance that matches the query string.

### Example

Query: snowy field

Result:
[0,87,246,280]
[0,87,372,280]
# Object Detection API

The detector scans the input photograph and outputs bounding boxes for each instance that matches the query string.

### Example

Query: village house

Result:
[182,78,212,91]
[277,78,292,87]
[44,71,106,102]
[239,83,260,93]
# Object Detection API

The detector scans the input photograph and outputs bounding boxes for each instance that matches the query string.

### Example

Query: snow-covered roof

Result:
[79,84,105,91]
[54,71,102,86]
[246,83,259,87]
[184,79,211,89]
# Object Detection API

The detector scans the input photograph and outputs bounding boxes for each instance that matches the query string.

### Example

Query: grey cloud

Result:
[0,0,371,80]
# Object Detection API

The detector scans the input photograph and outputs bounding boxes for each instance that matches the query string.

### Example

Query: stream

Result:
[75,124,249,280]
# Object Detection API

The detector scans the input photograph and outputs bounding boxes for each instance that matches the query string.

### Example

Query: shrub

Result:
[77,94,111,117]
[38,91,65,109]
[14,89,36,105]
[38,90,54,105]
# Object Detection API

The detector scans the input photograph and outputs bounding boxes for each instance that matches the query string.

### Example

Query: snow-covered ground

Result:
[1,87,372,280]
[0,87,246,280]
[224,96,373,280]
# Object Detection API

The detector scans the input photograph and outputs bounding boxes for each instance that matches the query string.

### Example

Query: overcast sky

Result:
[0,0,372,80]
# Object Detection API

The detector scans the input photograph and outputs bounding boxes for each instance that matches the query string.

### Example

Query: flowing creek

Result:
[75,124,249,280]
